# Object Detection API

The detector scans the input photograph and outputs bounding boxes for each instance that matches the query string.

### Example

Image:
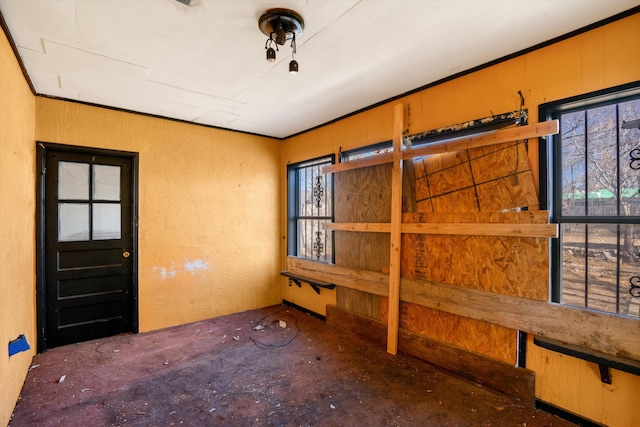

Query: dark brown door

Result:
[44,148,135,348]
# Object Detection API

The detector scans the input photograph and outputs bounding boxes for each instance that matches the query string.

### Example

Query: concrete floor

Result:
[10,305,576,426]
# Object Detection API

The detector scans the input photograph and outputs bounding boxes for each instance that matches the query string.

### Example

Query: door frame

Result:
[36,142,139,352]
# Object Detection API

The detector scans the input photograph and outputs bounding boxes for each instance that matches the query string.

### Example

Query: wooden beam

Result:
[326,305,536,406]
[324,222,391,233]
[323,152,393,174]
[387,103,404,355]
[286,257,640,361]
[401,222,558,238]
[324,221,559,238]
[401,278,640,361]
[402,119,559,160]
[287,256,389,296]
[322,120,559,175]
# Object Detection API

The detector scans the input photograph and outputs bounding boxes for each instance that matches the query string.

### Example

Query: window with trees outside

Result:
[542,85,640,318]
[287,155,334,263]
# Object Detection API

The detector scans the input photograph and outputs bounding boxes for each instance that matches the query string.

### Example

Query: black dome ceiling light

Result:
[259,8,304,74]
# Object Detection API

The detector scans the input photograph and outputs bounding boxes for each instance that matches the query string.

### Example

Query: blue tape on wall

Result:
[8,334,30,357]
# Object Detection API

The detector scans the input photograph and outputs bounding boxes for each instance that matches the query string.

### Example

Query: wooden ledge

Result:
[281,271,337,295]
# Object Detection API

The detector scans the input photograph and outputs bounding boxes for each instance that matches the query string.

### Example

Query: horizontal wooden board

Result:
[322,120,559,175]
[323,151,394,174]
[325,221,558,238]
[405,120,559,161]
[288,257,389,297]
[287,257,640,361]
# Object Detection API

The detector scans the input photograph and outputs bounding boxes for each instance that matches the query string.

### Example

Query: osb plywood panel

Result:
[414,150,469,178]
[400,211,549,301]
[381,299,517,365]
[402,160,417,213]
[476,173,539,211]
[470,141,530,182]
[334,163,391,320]
[398,137,546,364]
[428,188,480,213]
[401,234,548,300]
[415,140,538,213]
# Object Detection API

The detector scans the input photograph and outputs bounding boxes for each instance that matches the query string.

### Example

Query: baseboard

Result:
[535,400,605,427]
[281,299,326,321]
[326,304,535,406]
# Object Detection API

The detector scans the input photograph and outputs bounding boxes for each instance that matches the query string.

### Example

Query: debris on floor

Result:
[10,305,577,427]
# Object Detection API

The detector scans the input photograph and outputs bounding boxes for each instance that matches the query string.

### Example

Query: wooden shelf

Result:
[281,270,336,295]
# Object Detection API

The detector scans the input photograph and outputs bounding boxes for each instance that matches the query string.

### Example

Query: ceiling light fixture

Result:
[259,8,304,74]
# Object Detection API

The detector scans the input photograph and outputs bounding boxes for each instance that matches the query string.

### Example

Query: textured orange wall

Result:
[527,336,639,427]
[282,12,640,425]
[35,98,283,332]
[0,25,37,427]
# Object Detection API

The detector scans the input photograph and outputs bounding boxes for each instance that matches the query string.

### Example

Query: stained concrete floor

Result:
[10,305,576,427]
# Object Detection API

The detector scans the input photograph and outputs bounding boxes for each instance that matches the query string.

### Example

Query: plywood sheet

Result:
[334,162,391,319]
[414,140,537,213]
[335,163,392,223]
[401,211,549,300]
[400,138,545,363]
[336,287,382,320]
[331,132,545,363]
[381,299,517,365]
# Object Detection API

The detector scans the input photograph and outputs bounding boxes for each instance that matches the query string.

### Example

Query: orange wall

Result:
[35,98,283,332]
[527,336,640,427]
[2,9,640,427]
[2,18,284,420]
[0,26,37,427]
[282,12,640,426]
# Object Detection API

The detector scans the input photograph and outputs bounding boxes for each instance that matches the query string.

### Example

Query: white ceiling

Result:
[1,0,639,139]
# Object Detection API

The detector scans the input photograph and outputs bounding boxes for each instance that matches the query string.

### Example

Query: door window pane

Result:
[58,162,89,200]
[92,203,121,240]
[58,203,89,241]
[93,165,121,201]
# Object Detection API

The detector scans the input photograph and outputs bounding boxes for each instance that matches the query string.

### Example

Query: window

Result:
[541,84,640,318]
[287,155,335,262]
[58,161,122,242]
[341,141,392,162]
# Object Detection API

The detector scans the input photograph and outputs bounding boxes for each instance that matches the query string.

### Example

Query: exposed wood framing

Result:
[324,221,558,238]
[287,256,640,361]
[288,257,388,296]
[322,120,559,175]
[387,103,404,355]
[325,151,393,174]
[316,117,564,359]
[404,120,558,161]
